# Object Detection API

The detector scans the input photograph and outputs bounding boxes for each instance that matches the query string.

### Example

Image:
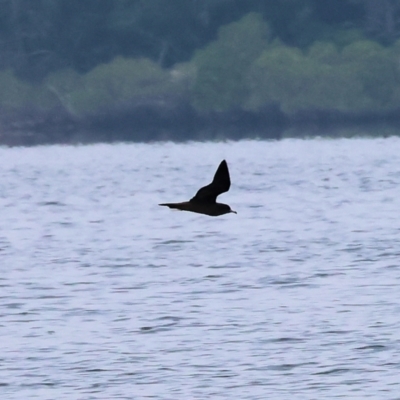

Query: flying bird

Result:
[159,160,236,216]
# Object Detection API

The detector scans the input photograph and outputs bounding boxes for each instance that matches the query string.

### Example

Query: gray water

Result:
[1,138,400,399]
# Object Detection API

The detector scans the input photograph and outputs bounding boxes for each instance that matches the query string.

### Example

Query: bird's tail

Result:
[159,202,191,211]
[159,203,180,210]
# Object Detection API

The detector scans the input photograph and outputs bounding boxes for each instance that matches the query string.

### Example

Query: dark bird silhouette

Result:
[159,160,236,216]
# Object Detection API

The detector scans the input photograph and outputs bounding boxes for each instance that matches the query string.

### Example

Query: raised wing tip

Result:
[216,159,229,178]
[212,159,231,190]
[216,160,228,174]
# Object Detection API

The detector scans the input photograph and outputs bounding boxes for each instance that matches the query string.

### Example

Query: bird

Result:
[159,160,236,217]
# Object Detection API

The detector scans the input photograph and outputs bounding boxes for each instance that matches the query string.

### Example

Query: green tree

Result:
[66,57,173,114]
[341,40,399,108]
[0,69,53,109]
[246,38,400,114]
[245,42,369,113]
[192,12,269,111]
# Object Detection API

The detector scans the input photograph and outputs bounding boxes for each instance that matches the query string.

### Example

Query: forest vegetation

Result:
[1,0,400,145]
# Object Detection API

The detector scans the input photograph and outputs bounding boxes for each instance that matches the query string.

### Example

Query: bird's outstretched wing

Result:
[190,160,231,204]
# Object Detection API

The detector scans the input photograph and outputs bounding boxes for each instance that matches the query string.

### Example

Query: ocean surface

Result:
[1,137,400,399]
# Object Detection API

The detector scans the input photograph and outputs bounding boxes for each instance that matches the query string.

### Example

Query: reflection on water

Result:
[1,138,400,399]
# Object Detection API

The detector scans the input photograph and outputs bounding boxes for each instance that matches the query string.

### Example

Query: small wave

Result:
[38,201,66,206]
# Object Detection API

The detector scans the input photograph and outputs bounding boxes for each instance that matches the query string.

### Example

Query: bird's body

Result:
[159,201,232,217]
[159,160,236,217]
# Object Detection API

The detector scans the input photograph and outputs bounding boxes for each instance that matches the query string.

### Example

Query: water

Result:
[1,138,400,399]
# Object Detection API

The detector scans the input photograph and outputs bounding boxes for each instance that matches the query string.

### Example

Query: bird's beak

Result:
[230,210,237,214]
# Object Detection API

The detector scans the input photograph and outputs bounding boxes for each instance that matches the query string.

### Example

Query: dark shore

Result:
[1,100,399,147]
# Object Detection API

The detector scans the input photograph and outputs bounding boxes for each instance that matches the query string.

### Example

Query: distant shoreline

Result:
[1,102,400,146]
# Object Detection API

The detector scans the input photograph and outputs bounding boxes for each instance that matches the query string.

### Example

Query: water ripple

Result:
[1,138,400,399]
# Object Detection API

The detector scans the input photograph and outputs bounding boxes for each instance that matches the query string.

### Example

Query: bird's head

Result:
[218,203,237,215]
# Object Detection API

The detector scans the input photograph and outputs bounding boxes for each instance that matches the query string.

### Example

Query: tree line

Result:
[1,0,400,145]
